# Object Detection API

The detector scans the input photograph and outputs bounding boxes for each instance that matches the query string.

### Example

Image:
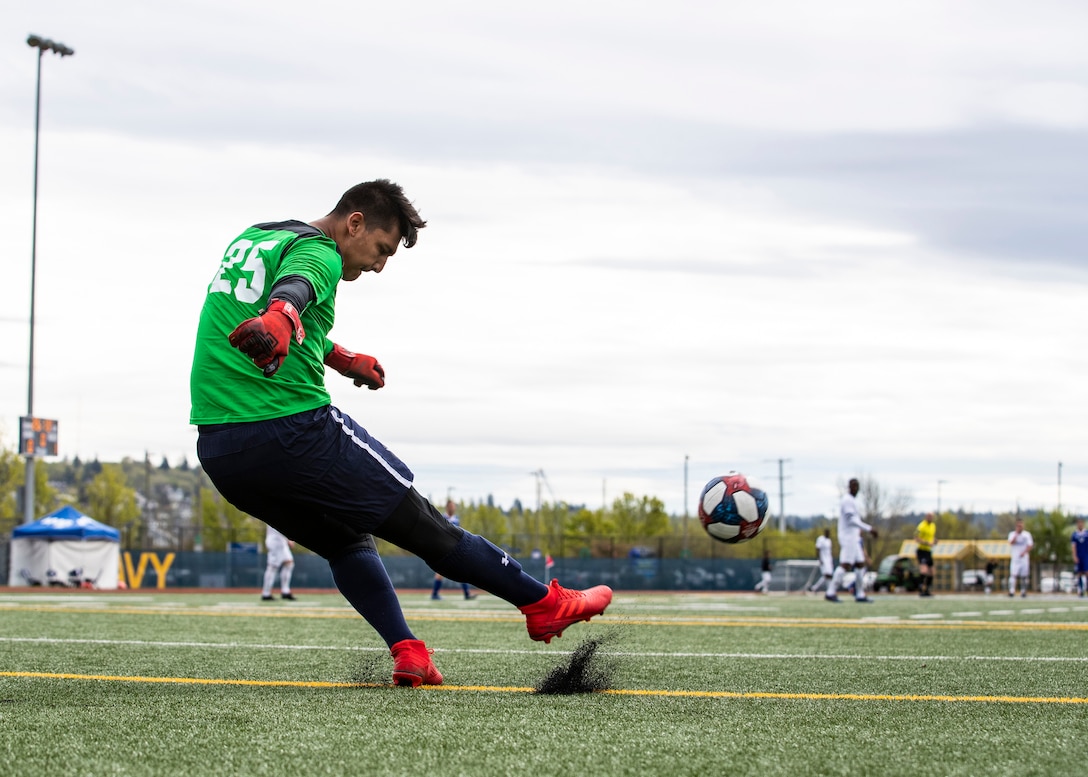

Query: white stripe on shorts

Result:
[330,408,414,489]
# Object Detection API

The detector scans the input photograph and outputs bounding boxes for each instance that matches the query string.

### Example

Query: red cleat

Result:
[519,579,613,644]
[390,639,443,687]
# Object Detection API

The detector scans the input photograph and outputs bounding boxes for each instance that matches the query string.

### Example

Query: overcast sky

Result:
[2,1,1086,520]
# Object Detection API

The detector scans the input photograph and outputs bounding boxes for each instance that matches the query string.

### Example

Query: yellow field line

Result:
[607,618,1088,632]
[2,671,1085,704]
[1,603,1086,632]
[0,670,377,688]
[600,688,1088,704]
[0,603,513,623]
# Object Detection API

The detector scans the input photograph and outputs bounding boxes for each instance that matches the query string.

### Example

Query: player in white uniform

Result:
[754,550,773,593]
[826,478,878,603]
[809,529,834,592]
[1007,517,1034,598]
[261,524,296,601]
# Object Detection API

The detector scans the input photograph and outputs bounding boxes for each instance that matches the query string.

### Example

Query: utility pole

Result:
[765,458,791,532]
[143,451,153,549]
[529,470,555,543]
[530,469,544,514]
[1058,462,1063,514]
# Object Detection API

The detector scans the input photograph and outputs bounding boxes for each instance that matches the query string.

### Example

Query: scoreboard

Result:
[19,416,58,457]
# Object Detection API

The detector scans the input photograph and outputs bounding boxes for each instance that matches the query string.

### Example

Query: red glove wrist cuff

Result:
[323,342,355,373]
[267,299,305,345]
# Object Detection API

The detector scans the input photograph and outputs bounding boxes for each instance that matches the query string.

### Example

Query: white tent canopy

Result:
[8,505,120,589]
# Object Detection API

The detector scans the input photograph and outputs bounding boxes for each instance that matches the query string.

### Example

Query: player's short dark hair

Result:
[330,179,426,248]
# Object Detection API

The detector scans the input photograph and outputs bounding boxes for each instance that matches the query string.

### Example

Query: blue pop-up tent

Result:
[9,505,120,589]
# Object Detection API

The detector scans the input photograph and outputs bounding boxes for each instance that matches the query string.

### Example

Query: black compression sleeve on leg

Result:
[374,487,464,565]
[375,487,548,607]
[430,532,547,608]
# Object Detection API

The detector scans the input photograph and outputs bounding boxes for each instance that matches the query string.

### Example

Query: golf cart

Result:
[871,554,920,593]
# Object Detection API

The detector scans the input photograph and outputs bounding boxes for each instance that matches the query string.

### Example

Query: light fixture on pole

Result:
[937,480,948,515]
[23,34,74,524]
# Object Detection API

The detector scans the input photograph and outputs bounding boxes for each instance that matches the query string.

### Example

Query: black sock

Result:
[432,533,548,607]
[330,547,414,648]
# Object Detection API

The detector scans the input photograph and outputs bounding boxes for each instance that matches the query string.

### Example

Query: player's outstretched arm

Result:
[325,343,385,390]
[228,300,305,377]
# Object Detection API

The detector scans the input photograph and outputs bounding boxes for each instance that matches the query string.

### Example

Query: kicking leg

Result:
[377,487,548,607]
[377,488,610,643]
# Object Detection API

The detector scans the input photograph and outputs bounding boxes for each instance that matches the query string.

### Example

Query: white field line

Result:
[2,636,1087,662]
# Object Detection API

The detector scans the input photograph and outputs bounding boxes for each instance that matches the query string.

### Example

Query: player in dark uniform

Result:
[190,180,612,686]
[1072,517,1088,597]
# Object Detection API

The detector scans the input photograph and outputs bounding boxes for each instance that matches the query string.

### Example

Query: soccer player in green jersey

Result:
[190,180,611,686]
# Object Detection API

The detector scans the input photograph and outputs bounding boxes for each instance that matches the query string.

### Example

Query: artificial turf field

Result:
[2,588,1086,776]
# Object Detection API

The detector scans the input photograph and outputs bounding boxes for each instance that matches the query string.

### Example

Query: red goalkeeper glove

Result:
[227,299,305,377]
[324,343,385,389]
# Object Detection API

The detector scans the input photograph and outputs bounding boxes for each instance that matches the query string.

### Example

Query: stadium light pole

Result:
[683,454,689,552]
[23,34,74,524]
[937,479,948,515]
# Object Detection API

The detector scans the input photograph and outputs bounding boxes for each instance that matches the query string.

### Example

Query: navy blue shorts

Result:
[197,406,414,559]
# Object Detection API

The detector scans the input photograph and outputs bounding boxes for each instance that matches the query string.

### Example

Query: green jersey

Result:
[190,221,342,424]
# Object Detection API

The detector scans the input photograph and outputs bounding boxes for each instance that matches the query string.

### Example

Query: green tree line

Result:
[0,443,265,551]
[1,439,1079,564]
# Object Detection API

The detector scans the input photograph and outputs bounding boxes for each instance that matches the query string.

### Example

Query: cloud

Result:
[2,0,1086,517]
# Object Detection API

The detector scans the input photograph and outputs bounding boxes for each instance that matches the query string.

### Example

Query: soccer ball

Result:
[698,472,771,544]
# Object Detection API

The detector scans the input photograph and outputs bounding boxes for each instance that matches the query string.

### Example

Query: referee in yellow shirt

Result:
[915,513,937,597]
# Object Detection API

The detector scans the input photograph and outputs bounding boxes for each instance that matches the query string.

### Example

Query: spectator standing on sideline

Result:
[1008,518,1034,597]
[826,478,878,603]
[432,500,476,600]
[754,550,773,593]
[809,529,834,593]
[915,513,937,597]
[262,524,296,601]
[190,179,612,687]
[1072,517,1088,598]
